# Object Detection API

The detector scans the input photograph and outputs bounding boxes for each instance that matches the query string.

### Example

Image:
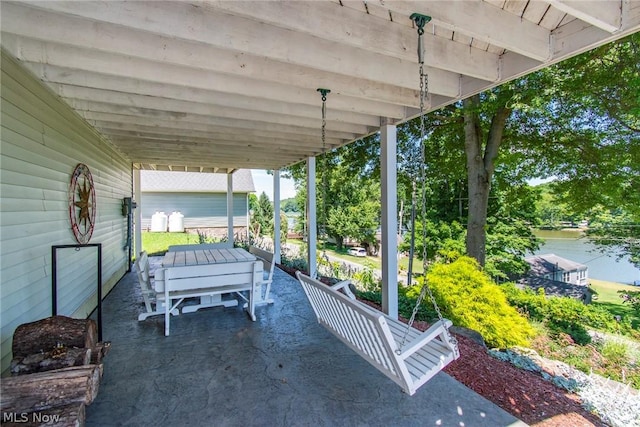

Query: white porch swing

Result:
[296,14,459,396]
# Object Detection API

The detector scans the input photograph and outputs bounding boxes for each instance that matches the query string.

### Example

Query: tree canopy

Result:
[282,32,639,275]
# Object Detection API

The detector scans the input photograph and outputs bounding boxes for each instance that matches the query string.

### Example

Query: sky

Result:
[250,170,553,201]
[251,170,297,201]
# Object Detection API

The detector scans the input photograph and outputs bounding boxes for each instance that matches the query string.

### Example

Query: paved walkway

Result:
[86,262,527,427]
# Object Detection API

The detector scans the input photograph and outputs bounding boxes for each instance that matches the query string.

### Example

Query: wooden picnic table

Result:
[162,247,255,268]
[161,248,258,314]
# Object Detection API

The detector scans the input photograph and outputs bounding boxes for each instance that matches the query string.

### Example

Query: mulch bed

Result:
[282,266,603,426]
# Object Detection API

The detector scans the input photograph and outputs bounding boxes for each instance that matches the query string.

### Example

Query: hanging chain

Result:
[398,14,458,356]
[317,88,330,240]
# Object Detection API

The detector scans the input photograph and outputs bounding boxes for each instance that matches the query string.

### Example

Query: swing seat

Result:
[296,272,459,396]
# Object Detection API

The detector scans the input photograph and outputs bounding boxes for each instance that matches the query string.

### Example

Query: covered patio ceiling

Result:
[2,1,639,174]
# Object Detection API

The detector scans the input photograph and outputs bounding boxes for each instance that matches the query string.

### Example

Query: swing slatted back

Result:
[297,271,459,395]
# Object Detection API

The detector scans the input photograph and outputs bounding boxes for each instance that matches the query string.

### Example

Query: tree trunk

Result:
[463,95,512,266]
[0,365,101,413]
[12,316,97,358]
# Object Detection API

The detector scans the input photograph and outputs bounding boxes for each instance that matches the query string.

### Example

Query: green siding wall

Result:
[0,51,132,373]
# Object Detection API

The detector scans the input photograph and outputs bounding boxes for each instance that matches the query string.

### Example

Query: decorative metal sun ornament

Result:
[68,163,96,244]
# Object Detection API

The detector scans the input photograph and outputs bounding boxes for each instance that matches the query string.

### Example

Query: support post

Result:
[273,170,282,263]
[306,157,317,278]
[227,173,234,245]
[380,123,398,318]
[133,168,142,257]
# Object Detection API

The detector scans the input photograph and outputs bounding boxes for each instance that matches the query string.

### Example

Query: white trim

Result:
[306,157,317,279]
[380,124,398,318]
[227,173,234,244]
[134,168,142,257]
[273,170,282,264]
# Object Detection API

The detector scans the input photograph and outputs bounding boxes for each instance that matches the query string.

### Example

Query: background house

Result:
[518,254,592,302]
[525,253,589,286]
[140,170,255,238]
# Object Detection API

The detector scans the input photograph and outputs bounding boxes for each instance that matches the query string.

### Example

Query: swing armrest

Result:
[330,280,356,300]
[396,319,453,360]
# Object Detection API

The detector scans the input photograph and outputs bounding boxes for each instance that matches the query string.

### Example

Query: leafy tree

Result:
[248,192,274,238]
[523,34,640,265]
[435,33,639,267]
[287,149,380,248]
[321,153,380,249]
[283,34,639,272]
[586,206,640,268]
[398,219,465,262]
[533,183,573,228]
[281,198,299,213]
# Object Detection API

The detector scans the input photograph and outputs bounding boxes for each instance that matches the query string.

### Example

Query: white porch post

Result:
[133,168,142,257]
[273,169,282,263]
[381,123,398,318]
[246,195,250,243]
[227,173,234,245]
[306,157,317,278]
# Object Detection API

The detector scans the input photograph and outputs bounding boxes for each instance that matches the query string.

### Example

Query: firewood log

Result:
[0,365,101,414]
[10,348,91,375]
[89,341,111,364]
[12,316,97,358]
[0,402,85,427]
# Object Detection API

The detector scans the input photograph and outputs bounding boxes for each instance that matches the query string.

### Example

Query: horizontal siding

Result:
[0,52,132,373]
[140,193,248,230]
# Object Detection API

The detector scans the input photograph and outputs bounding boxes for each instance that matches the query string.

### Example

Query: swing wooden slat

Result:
[296,271,459,395]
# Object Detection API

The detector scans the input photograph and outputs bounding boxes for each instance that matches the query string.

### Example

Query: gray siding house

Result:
[518,254,591,302]
[525,253,589,286]
[140,170,254,233]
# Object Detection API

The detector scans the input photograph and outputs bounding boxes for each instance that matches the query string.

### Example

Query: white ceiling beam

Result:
[541,0,621,33]
[21,62,410,121]
[110,139,308,157]
[373,0,552,61]
[3,32,440,109]
[552,13,640,60]
[89,124,336,151]
[125,150,304,165]
[68,100,358,141]
[51,85,370,135]
[128,157,306,170]
[37,66,379,126]
[80,112,343,148]
[16,1,492,86]
[201,0,502,79]
[47,79,379,127]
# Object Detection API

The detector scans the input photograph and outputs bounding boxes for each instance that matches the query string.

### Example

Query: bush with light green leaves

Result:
[418,255,535,349]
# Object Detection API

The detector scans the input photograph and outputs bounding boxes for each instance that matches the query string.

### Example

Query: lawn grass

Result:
[141,232,200,256]
[590,278,640,329]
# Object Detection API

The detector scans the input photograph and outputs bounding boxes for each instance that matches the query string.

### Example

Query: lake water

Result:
[532,229,640,285]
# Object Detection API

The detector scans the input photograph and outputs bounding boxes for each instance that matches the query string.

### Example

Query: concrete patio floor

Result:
[86,261,527,427]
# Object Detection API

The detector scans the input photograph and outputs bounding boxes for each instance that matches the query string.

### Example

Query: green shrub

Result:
[501,283,549,321]
[280,253,308,272]
[357,287,437,321]
[422,256,535,349]
[352,268,379,292]
[600,340,629,366]
[502,282,625,341]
